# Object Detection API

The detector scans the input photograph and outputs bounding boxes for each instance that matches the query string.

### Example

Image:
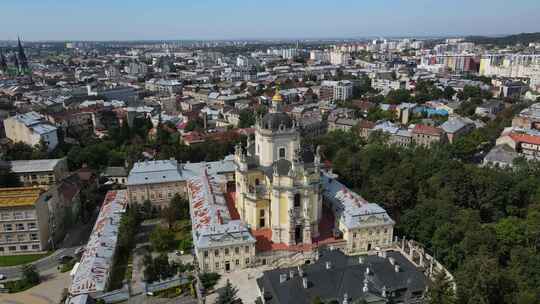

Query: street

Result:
[0,211,96,281]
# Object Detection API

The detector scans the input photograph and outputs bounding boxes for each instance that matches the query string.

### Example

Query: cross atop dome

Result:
[270,85,283,113]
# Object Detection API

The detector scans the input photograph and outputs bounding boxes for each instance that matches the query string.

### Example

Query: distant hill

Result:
[466,32,540,46]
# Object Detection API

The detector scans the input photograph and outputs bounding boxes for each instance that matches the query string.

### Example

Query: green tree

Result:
[238,109,255,128]
[21,264,40,285]
[200,272,221,290]
[150,226,175,252]
[0,167,21,187]
[385,89,411,104]
[215,279,240,304]
[426,270,456,304]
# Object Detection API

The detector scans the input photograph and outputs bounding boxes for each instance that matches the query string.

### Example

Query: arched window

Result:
[255,178,260,186]
[294,193,301,208]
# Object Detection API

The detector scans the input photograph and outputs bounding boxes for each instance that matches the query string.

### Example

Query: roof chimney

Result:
[297,266,304,277]
[289,270,295,278]
[279,273,288,284]
[326,261,332,269]
[365,266,370,275]
[359,256,364,264]
[382,286,387,298]
[394,264,401,273]
[362,277,369,293]
[302,277,309,289]
[342,293,349,304]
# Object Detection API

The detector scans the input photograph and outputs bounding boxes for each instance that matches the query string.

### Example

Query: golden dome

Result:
[272,87,283,103]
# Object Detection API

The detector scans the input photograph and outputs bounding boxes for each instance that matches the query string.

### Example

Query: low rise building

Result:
[127,160,185,208]
[411,124,445,147]
[440,116,475,143]
[322,174,395,255]
[496,128,540,161]
[102,166,128,185]
[4,111,59,151]
[0,187,50,255]
[68,190,127,301]
[9,158,69,188]
[257,247,427,304]
[512,102,540,130]
[186,169,256,273]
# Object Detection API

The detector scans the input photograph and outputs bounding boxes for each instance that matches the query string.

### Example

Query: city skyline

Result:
[1,0,540,41]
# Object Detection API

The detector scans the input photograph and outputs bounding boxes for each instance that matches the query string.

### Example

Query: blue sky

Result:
[1,0,539,41]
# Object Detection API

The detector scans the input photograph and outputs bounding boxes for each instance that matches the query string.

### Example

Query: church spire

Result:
[0,50,7,72]
[17,36,29,71]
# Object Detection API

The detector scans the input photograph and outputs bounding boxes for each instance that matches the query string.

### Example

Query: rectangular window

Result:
[245,258,249,264]
[235,259,240,265]
[1,212,10,220]
[225,248,229,255]
[259,209,265,217]
[204,251,208,258]
[13,212,23,220]
[28,222,37,230]
[8,246,16,251]
[20,245,28,251]
[31,245,40,250]
[16,223,24,231]
[214,250,219,257]
[30,233,38,241]
[25,211,35,219]
[17,234,25,242]
[215,262,219,269]
[279,148,286,159]
[0,247,4,252]
[4,224,13,232]
[245,246,250,254]
[235,247,239,254]
[5,235,13,243]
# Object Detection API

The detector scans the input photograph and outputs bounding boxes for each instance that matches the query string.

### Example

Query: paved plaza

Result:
[0,272,70,304]
[205,266,272,304]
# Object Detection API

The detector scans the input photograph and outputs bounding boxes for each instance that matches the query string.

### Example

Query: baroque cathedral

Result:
[234,88,323,246]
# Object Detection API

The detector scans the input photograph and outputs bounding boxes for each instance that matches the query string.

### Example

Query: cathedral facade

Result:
[234,89,323,246]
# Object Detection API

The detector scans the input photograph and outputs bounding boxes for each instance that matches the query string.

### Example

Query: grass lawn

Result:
[0,252,52,267]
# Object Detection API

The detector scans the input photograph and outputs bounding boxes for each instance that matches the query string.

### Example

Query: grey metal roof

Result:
[484,145,520,166]
[102,166,128,177]
[441,116,474,134]
[322,173,395,230]
[127,160,183,185]
[257,248,427,304]
[9,158,64,173]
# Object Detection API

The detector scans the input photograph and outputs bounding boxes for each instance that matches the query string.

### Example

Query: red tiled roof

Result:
[413,124,443,136]
[510,133,540,146]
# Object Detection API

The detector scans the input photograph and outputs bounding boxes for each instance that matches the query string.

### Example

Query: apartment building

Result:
[319,81,353,102]
[9,158,69,188]
[412,124,446,147]
[479,54,540,79]
[4,111,59,151]
[0,187,50,255]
